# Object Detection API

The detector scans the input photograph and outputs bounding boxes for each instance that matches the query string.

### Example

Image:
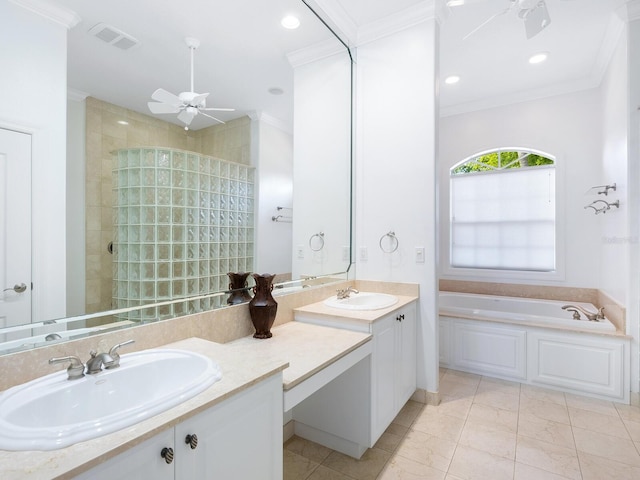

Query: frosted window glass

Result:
[451,166,555,271]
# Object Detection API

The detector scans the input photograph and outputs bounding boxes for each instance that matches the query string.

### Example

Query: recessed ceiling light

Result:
[529,52,549,64]
[281,15,300,29]
[268,87,284,95]
[446,0,465,7]
[117,120,129,125]
[444,75,460,85]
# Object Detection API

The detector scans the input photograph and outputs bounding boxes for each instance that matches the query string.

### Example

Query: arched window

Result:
[450,149,556,272]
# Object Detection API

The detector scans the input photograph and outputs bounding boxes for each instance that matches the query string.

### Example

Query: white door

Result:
[0,128,32,335]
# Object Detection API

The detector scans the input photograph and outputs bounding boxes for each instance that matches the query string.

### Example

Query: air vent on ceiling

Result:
[88,23,139,51]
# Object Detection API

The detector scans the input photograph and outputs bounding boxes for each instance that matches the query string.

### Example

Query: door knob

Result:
[3,283,27,293]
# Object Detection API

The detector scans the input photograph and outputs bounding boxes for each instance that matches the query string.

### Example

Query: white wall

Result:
[292,51,352,280]
[599,27,629,307]
[439,89,604,288]
[0,1,70,321]
[626,16,640,395]
[254,117,294,277]
[354,21,439,394]
[66,98,86,316]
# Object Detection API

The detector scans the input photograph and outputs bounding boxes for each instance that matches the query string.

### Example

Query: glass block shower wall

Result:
[112,148,255,321]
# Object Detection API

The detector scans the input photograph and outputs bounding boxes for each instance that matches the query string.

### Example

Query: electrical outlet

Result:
[359,246,368,262]
[297,245,304,259]
[342,246,350,262]
[415,247,425,263]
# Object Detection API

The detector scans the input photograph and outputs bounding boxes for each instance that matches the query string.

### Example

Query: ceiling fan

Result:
[462,0,552,40]
[148,37,234,130]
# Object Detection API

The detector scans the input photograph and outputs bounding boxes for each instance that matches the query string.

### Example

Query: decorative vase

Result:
[226,272,252,305]
[248,273,278,339]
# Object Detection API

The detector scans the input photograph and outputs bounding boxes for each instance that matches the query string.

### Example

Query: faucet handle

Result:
[49,355,85,380]
[107,339,135,368]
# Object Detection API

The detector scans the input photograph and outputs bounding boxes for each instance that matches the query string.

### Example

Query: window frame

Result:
[441,147,566,282]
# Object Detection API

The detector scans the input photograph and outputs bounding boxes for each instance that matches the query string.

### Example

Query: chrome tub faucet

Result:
[562,305,605,322]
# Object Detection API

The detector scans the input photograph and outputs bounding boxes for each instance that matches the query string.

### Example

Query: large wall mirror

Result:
[0,0,353,354]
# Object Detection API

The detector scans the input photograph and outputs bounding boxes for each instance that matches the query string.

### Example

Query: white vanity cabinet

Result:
[74,374,283,480]
[370,305,416,443]
[295,300,417,447]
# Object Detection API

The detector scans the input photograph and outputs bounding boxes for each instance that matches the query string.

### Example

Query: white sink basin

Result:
[323,292,398,311]
[0,349,222,451]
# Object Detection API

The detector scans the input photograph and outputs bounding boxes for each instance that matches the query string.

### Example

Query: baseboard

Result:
[283,419,295,442]
[294,421,368,459]
[411,388,441,406]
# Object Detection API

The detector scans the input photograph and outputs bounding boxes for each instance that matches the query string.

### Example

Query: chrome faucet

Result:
[86,339,136,374]
[107,339,135,368]
[562,305,605,322]
[562,306,581,320]
[336,286,359,299]
[86,350,116,374]
[49,355,85,380]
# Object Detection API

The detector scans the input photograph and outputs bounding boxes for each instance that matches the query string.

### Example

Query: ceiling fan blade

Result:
[190,92,209,106]
[151,88,182,105]
[178,109,196,125]
[199,111,226,124]
[148,102,181,114]
[201,107,235,112]
[463,7,511,40]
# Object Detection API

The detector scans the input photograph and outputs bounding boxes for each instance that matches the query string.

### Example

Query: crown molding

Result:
[440,77,601,118]
[309,0,358,46]
[356,1,436,47]
[287,38,347,68]
[67,88,90,102]
[620,0,640,22]
[10,0,80,29]
[591,13,625,87]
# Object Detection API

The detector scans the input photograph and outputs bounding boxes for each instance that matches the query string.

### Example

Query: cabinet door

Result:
[73,429,174,480]
[396,305,417,407]
[175,374,283,480]
[371,314,396,444]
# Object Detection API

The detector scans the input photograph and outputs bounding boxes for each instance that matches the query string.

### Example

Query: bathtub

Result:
[439,291,629,402]
[439,291,616,333]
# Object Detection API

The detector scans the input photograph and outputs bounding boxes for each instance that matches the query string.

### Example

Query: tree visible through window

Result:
[450,149,556,272]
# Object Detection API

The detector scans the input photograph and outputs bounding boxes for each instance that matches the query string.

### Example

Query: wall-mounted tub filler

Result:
[562,304,605,322]
[584,199,620,214]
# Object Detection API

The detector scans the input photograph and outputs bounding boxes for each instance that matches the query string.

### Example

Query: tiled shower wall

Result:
[112,148,255,321]
[84,97,251,314]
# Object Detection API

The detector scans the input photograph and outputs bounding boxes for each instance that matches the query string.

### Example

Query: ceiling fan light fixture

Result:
[281,15,300,29]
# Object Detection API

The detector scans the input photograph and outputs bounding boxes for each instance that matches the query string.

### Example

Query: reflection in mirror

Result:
[0,0,353,355]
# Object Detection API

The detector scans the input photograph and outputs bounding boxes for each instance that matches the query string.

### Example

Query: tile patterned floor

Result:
[283,368,640,479]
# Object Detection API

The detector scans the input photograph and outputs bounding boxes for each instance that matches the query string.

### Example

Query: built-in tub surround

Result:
[439,279,626,332]
[439,291,631,403]
[440,292,621,336]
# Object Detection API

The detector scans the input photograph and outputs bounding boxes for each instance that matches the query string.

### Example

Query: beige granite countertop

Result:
[228,321,372,390]
[0,321,374,480]
[293,294,418,324]
[0,337,289,480]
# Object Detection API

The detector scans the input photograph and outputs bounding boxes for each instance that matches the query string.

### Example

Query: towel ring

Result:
[379,231,399,253]
[309,232,325,252]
